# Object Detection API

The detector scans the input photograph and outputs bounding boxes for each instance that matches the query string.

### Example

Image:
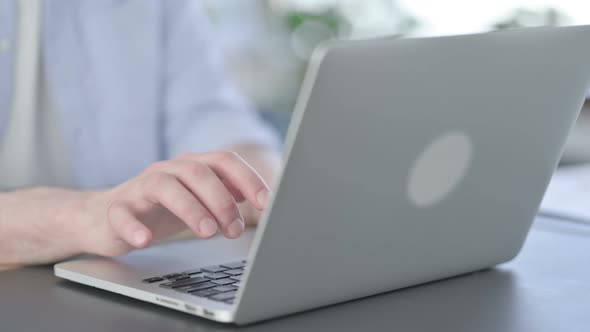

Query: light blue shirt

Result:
[0,0,280,189]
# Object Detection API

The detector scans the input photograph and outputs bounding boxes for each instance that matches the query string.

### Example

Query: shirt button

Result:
[0,38,10,53]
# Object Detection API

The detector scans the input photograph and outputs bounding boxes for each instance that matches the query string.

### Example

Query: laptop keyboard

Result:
[141,261,246,305]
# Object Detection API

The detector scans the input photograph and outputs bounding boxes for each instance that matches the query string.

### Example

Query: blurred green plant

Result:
[493,7,572,30]
[286,11,342,33]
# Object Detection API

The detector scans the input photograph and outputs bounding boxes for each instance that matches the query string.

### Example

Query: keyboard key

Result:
[170,275,190,281]
[229,275,242,282]
[212,285,238,293]
[175,284,202,293]
[142,277,164,283]
[182,269,203,276]
[220,262,246,270]
[233,282,242,288]
[201,265,227,273]
[177,282,217,293]
[160,276,208,289]
[209,291,237,302]
[222,269,243,276]
[191,289,219,298]
[162,273,183,279]
[225,299,235,305]
[211,278,237,286]
[203,272,229,280]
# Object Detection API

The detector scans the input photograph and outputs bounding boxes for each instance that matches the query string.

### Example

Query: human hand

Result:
[80,151,271,257]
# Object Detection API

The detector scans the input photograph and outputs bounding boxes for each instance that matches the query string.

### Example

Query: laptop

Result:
[55,25,590,325]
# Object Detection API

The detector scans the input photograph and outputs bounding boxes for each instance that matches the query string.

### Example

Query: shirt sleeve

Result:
[161,0,281,159]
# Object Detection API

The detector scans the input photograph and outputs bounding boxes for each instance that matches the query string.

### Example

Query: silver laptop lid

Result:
[235,25,590,324]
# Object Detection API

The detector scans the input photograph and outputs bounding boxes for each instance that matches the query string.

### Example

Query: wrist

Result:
[69,189,112,256]
[40,188,99,261]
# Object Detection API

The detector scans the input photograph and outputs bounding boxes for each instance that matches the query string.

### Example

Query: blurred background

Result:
[201,0,590,164]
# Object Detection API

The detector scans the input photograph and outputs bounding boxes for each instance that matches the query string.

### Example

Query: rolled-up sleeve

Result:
[161,1,280,159]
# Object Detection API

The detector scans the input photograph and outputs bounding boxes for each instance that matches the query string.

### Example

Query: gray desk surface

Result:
[1,216,589,331]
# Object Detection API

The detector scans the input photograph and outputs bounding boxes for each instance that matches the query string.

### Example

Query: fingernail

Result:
[199,218,218,237]
[134,230,148,246]
[257,189,270,207]
[227,218,245,238]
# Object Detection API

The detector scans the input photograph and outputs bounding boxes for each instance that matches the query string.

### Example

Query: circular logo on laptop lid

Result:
[407,132,473,208]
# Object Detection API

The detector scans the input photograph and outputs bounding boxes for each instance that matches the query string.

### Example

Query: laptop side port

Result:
[203,309,215,317]
[155,297,179,307]
[184,304,196,313]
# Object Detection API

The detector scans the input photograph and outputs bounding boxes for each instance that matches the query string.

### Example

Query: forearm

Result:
[0,187,92,266]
